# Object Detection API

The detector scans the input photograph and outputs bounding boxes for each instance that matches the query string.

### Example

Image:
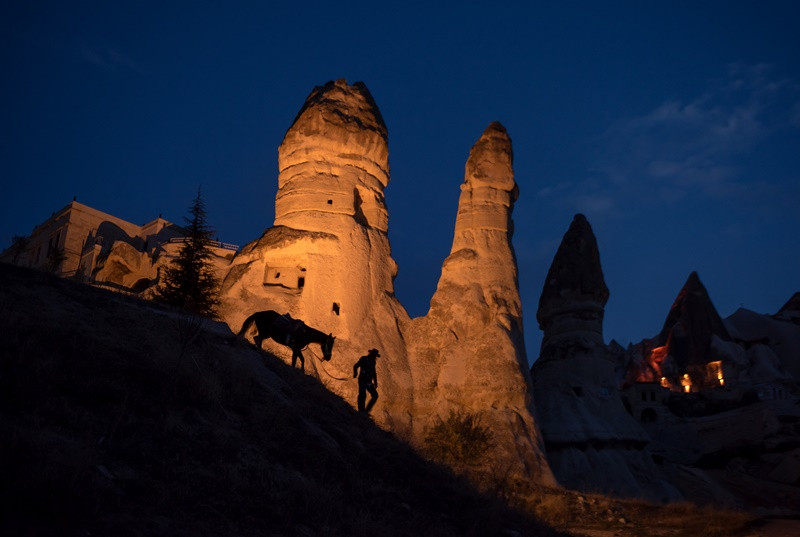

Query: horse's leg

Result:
[254,335,263,349]
[292,348,305,372]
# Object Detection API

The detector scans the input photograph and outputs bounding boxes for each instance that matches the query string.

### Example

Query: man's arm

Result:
[353,359,360,378]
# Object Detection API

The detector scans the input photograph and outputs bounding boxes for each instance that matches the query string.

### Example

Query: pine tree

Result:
[155,189,220,317]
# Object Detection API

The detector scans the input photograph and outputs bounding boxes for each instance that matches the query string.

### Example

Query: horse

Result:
[238,310,335,371]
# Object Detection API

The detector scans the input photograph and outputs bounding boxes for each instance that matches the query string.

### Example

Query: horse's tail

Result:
[238,312,259,337]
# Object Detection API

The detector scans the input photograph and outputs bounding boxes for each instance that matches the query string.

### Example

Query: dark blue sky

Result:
[2,1,799,358]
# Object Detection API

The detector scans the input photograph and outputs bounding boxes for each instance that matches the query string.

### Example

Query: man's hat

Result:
[368,348,380,357]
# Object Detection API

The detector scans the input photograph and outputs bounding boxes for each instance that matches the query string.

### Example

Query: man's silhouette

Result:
[353,348,380,413]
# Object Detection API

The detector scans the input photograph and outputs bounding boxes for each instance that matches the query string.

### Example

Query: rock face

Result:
[531,214,679,501]
[653,272,734,381]
[724,305,800,387]
[219,80,554,485]
[219,80,413,432]
[404,123,555,485]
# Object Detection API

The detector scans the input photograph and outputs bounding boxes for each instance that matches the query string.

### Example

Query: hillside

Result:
[0,263,559,537]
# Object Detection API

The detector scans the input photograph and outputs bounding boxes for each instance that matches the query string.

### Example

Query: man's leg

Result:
[357,384,367,412]
[364,384,379,413]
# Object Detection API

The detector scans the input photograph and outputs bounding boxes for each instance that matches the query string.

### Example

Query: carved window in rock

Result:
[264,265,307,290]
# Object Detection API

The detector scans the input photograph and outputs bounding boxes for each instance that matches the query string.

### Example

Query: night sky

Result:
[2,2,799,360]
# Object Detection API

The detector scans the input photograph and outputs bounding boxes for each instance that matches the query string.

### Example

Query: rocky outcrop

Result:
[219,80,554,485]
[218,80,414,433]
[656,273,732,371]
[404,123,554,485]
[531,214,679,501]
[777,292,800,325]
[725,305,800,387]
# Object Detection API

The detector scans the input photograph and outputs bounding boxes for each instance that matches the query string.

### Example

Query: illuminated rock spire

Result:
[220,80,412,429]
[275,79,390,233]
[405,122,555,485]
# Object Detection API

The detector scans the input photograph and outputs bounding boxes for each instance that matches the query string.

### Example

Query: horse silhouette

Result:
[238,310,335,371]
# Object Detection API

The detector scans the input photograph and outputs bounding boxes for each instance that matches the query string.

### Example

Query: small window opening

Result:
[332,302,340,315]
[650,391,656,402]
[275,272,280,278]
[641,391,647,402]
[297,277,305,288]
[327,199,333,205]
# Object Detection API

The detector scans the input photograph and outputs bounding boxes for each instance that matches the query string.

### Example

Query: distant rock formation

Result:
[404,123,554,485]
[625,272,797,395]
[777,292,800,325]
[634,272,747,390]
[531,214,679,501]
[724,305,800,389]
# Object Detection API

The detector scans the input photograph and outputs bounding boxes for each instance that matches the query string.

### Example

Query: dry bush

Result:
[423,410,494,467]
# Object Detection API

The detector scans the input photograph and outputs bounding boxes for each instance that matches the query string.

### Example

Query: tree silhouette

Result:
[155,189,220,317]
[8,234,29,264]
[46,244,66,274]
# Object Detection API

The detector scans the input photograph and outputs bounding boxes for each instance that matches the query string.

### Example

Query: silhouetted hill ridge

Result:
[0,263,558,537]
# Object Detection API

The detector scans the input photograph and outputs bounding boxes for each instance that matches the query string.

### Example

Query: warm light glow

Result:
[705,360,725,387]
[660,376,669,388]
[681,373,692,393]
[636,345,669,383]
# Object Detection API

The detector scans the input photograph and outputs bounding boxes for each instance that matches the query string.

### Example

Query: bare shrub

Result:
[423,410,494,466]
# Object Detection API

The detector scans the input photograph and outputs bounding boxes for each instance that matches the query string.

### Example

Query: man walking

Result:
[353,348,380,413]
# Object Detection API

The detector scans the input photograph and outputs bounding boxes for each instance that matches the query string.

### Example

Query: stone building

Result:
[1,199,237,292]
[1,200,177,276]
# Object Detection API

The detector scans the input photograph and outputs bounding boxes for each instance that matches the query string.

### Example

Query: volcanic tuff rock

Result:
[627,272,760,390]
[219,79,413,433]
[531,214,679,501]
[724,305,800,386]
[220,80,554,484]
[655,272,734,370]
[404,123,555,485]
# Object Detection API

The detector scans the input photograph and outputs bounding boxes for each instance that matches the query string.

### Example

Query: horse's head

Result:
[322,334,335,361]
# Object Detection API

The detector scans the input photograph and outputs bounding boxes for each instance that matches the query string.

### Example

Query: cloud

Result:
[586,63,799,208]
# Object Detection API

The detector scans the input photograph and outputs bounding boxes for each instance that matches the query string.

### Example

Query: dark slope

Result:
[0,263,558,537]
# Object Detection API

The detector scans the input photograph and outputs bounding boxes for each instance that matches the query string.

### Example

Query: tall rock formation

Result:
[531,214,679,500]
[404,123,555,485]
[219,81,553,486]
[219,80,413,432]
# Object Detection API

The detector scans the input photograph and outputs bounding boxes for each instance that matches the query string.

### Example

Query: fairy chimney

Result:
[404,123,555,485]
[219,80,413,431]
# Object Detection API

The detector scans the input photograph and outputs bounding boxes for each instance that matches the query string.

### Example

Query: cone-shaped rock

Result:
[777,292,800,321]
[531,214,678,501]
[219,80,413,431]
[276,79,390,233]
[537,213,609,356]
[405,123,555,485]
[656,272,731,373]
